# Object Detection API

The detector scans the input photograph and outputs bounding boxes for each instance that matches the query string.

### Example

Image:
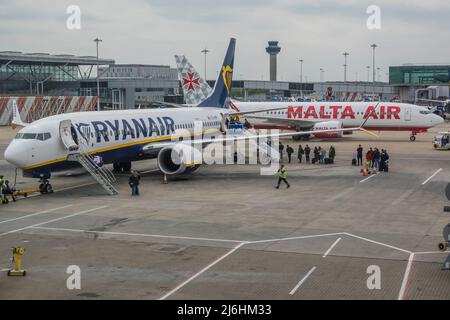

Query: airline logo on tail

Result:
[222,65,233,94]
[175,55,212,105]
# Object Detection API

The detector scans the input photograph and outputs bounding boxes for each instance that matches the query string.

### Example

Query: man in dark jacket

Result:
[129,171,141,196]
[279,142,284,161]
[298,145,305,163]
[357,145,363,166]
[304,145,311,163]
[329,146,336,161]
[286,145,294,163]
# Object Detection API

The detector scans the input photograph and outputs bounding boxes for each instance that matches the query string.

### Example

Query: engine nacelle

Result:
[157,144,202,175]
[313,121,344,138]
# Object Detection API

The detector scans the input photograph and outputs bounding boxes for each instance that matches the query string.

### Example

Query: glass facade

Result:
[390,65,450,85]
[0,64,79,82]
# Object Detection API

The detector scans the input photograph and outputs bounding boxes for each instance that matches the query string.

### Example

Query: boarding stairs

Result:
[67,143,118,196]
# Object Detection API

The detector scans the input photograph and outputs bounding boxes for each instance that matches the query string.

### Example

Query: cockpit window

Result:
[15,132,51,141]
[420,110,432,115]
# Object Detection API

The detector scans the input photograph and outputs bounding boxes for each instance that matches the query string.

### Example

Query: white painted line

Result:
[323,238,342,258]
[398,253,415,300]
[289,267,317,296]
[0,205,73,225]
[326,188,354,202]
[0,206,108,237]
[159,242,247,300]
[414,251,449,255]
[249,233,345,245]
[391,188,416,206]
[54,182,98,193]
[360,174,378,183]
[344,233,412,254]
[422,168,443,185]
[32,227,245,244]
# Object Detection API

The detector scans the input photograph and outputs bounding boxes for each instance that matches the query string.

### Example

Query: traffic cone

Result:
[163,175,168,185]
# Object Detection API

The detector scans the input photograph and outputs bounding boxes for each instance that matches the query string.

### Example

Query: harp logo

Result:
[222,65,233,94]
[76,123,92,144]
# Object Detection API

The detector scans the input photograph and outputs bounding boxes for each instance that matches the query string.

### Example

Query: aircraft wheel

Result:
[410,135,416,142]
[113,163,121,172]
[122,162,132,172]
[439,242,448,251]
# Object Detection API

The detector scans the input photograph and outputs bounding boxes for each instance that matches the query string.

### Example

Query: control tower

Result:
[266,41,281,81]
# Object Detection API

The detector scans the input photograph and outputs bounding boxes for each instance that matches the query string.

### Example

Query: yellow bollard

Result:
[8,247,26,277]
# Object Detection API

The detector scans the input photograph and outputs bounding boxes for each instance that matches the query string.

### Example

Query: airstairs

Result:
[68,152,119,196]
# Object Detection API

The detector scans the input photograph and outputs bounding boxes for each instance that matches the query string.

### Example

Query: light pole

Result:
[371,44,377,94]
[320,68,324,82]
[201,48,210,81]
[299,59,304,97]
[377,67,381,82]
[94,37,102,111]
[343,52,349,82]
[366,66,371,82]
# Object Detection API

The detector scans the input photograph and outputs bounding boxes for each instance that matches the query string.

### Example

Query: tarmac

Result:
[0,124,450,300]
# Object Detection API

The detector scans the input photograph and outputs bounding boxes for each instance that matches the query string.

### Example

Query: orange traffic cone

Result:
[362,169,369,177]
[163,175,168,185]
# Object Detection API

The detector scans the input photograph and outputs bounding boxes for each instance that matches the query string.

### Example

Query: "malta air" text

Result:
[287,105,401,120]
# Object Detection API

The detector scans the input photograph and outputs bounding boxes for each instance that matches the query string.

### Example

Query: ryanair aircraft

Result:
[4,39,365,180]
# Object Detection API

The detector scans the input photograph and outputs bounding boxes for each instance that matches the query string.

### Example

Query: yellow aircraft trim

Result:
[22,129,220,170]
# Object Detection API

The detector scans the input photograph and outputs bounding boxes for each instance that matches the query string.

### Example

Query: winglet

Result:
[11,100,27,128]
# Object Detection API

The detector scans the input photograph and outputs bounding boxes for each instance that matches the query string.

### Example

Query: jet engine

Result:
[157,143,203,175]
[312,121,344,138]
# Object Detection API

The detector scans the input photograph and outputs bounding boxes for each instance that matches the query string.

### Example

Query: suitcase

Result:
[352,158,357,166]
[325,158,334,165]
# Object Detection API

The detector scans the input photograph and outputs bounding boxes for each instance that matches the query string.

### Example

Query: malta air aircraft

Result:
[5,38,368,183]
[175,56,444,141]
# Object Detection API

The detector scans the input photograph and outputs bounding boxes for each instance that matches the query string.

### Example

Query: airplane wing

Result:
[142,125,378,153]
[243,114,317,128]
[417,98,449,104]
[11,100,28,128]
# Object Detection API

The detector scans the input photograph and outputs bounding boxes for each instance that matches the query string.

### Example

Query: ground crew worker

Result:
[286,145,294,163]
[275,165,290,189]
[0,175,6,204]
[298,145,305,163]
[305,145,311,163]
[357,145,363,166]
[129,171,141,196]
[3,180,16,203]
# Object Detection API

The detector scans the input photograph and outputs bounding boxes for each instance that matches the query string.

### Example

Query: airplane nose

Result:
[4,143,25,168]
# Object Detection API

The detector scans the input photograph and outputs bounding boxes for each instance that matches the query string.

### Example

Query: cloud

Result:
[0,0,448,82]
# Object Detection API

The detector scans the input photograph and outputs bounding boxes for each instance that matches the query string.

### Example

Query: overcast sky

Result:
[1,0,449,82]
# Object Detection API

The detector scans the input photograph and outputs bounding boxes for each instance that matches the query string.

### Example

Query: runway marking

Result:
[326,188,354,202]
[249,233,345,245]
[344,233,412,254]
[289,267,317,296]
[398,253,415,300]
[0,206,108,237]
[391,188,417,206]
[32,227,245,244]
[323,238,341,258]
[360,174,378,183]
[422,168,442,185]
[15,182,99,201]
[414,251,449,255]
[159,242,248,300]
[0,205,73,225]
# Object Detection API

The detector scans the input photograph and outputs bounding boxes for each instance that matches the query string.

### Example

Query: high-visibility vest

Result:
[279,168,287,179]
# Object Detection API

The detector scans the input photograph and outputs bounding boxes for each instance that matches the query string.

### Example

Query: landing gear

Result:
[113,162,132,173]
[410,135,416,142]
[39,179,53,194]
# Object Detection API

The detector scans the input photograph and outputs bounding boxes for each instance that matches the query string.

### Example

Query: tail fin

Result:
[175,55,212,105]
[198,38,236,108]
[11,99,27,128]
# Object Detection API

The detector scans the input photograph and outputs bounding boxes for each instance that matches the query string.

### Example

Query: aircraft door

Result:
[59,120,79,151]
[405,107,412,121]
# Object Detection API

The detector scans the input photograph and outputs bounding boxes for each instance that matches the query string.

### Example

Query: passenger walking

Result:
[304,145,311,163]
[298,145,305,163]
[313,147,319,164]
[357,145,363,166]
[275,165,290,189]
[129,171,141,196]
[286,145,294,163]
